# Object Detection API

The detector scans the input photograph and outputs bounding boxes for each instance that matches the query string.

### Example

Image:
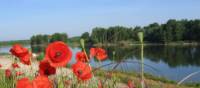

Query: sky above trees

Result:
[0,0,200,41]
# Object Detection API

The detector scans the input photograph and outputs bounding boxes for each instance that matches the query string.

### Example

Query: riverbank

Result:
[0,55,199,88]
[92,41,200,47]
[1,39,200,47]
[95,70,196,88]
[0,40,30,46]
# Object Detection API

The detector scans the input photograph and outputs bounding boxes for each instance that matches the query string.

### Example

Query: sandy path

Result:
[0,55,39,75]
[0,55,71,76]
[0,55,38,70]
[0,55,14,69]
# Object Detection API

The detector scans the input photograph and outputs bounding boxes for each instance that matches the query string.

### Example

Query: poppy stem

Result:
[138,32,145,88]
[80,38,94,82]
[58,67,64,88]
[30,56,33,77]
[80,39,89,62]
[11,56,17,88]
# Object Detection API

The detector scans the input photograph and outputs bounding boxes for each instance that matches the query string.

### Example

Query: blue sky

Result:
[0,0,200,41]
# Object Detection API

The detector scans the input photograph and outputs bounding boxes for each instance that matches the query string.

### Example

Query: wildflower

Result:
[16,71,24,76]
[39,60,56,76]
[128,80,135,88]
[98,79,103,88]
[5,69,11,78]
[16,76,52,88]
[33,75,53,88]
[0,64,2,68]
[10,44,31,65]
[45,41,72,67]
[12,63,20,68]
[16,78,32,88]
[90,48,96,57]
[90,48,107,61]
[76,51,88,62]
[72,61,92,81]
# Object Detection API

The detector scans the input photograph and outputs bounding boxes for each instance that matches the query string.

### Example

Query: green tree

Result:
[50,33,68,43]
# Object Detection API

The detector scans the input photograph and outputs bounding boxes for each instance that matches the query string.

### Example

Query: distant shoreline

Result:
[0,40,30,46]
[93,42,200,47]
[1,39,200,47]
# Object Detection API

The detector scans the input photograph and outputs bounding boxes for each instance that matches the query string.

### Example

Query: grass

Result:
[94,70,198,88]
[0,70,13,88]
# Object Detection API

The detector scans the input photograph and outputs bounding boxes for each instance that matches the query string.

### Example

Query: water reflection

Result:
[145,46,200,67]
[94,45,200,68]
[87,45,200,82]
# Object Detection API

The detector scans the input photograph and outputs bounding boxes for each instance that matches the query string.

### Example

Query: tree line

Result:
[0,40,30,46]
[81,19,200,44]
[30,33,68,53]
[30,19,200,52]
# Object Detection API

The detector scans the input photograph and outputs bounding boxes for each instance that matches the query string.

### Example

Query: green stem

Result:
[141,41,144,88]
[80,39,89,62]
[58,67,64,88]
[80,39,93,77]
[138,32,145,88]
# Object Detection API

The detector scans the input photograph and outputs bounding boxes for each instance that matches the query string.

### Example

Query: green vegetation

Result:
[81,19,200,45]
[0,70,14,88]
[81,32,92,44]
[49,33,68,43]
[30,33,68,53]
[0,40,30,46]
[36,52,45,61]
[90,26,137,44]
[95,70,196,88]
[30,34,49,53]
[68,36,81,46]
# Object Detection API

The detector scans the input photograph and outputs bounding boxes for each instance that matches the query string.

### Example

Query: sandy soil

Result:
[0,55,71,76]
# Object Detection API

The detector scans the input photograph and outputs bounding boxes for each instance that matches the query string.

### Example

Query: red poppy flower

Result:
[72,61,92,81]
[16,78,33,88]
[90,48,107,61]
[33,75,53,88]
[45,41,72,67]
[0,64,2,68]
[12,63,20,68]
[128,80,135,88]
[10,44,31,65]
[39,60,56,76]
[5,69,11,78]
[90,48,96,57]
[16,71,24,76]
[10,44,27,57]
[98,79,103,88]
[76,51,88,62]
